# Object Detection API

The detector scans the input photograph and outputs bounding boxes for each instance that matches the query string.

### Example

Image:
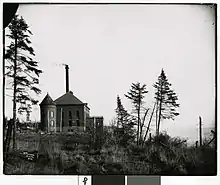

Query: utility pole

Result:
[199,116,202,147]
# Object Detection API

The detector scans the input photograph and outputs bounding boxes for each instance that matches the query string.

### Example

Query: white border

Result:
[161,176,220,185]
[0,1,219,185]
[0,0,219,3]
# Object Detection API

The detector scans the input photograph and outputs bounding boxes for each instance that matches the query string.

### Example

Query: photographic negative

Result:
[3,3,217,175]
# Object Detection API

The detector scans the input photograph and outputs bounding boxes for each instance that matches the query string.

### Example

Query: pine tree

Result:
[153,69,179,137]
[116,96,135,133]
[115,95,130,128]
[125,82,148,145]
[5,15,42,149]
[115,95,135,146]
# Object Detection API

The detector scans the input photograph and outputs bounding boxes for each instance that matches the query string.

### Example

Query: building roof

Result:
[40,93,56,106]
[54,91,85,105]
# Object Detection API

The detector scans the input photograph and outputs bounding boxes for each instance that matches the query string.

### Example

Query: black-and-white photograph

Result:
[2,3,217,175]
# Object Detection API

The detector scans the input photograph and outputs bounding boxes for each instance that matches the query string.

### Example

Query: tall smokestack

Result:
[65,64,69,93]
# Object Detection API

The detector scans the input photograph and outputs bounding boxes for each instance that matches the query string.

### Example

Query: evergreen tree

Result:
[125,82,148,145]
[115,95,135,146]
[115,95,129,128]
[5,15,42,149]
[153,69,179,137]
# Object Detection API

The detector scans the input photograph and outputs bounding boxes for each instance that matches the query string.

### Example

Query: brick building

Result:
[39,91,90,132]
[39,65,102,133]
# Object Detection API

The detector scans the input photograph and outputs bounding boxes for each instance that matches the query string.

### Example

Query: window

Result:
[50,111,54,118]
[69,111,72,118]
[77,120,80,126]
[51,120,54,127]
[69,110,72,126]
[62,111,64,127]
[76,110,80,126]
[77,110,80,118]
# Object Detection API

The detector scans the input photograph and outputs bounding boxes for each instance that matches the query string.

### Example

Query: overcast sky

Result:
[5,4,215,142]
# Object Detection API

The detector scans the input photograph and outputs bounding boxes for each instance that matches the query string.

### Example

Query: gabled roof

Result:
[40,93,56,106]
[54,91,85,105]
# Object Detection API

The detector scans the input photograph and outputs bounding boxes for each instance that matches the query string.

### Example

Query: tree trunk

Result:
[12,33,17,150]
[140,108,149,145]
[155,99,159,135]
[5,119,13,160]
[142,101,157,145]
[157,100,162,138]
[137,106,140,145]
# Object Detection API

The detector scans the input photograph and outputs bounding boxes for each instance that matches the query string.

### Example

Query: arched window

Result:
[50,111,54,118]
[51,120,54,127]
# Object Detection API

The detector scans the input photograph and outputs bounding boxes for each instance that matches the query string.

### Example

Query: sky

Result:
[4,4,216,143]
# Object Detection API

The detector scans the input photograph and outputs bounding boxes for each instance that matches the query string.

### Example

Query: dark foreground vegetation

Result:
[3,127,216,175]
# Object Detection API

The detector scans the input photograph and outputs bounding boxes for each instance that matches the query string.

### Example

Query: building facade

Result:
[39,91,91,133]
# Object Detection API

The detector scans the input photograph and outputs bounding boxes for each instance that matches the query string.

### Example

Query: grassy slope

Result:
[3,130,217,175]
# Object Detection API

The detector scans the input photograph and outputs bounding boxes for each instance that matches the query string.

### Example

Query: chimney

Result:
[65,64,69,93]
